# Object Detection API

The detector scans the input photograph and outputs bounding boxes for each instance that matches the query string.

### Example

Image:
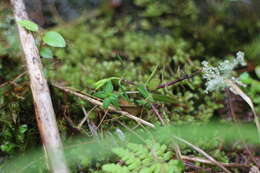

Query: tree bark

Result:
[10,0,69,172]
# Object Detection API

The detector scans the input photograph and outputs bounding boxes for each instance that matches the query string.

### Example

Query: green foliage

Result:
[0,124,28,154]
[17,19,38,32]
[43,31,66,48]
[94,77,120,90]
[49,16,221,121]
[95,81,120,108]
[0,14,20,57]
[240,72,260,113]
[137,85,150,100]
[40,47,53,59]
[17,19,66,57]
[101,141,184,173]
[244,35,260,65]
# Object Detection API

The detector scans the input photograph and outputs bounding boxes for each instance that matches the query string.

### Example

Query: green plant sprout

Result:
[202,51,246,93]
[101,141,184,173]
[95,80,121,109]
[17,19,66,59]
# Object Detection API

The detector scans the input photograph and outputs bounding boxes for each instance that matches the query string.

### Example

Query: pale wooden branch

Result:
[10,0,69,172]
[52,82,155,128]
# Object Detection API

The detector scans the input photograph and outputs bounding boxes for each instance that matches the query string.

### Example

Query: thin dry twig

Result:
[172,135,232,173]
[151,104,165,125]
[78,106,97,129]
[82,106,98,136]
[181,155,250,168]
[97,110,109,129]
[52,82,155,128]
[0,71,26,88]
[173,142,182,160]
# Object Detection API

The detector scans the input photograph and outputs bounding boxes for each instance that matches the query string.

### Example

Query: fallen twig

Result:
[78,106,98,137]
[52,82,155,128]
[181,155,250,168]
[0,71,26,88]
[173,135,232,173]
[151,104,165,125]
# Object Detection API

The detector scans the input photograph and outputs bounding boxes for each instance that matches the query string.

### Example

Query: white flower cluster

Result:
[202,51,246,93]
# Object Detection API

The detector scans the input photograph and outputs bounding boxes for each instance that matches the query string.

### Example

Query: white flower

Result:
[202,51,246,93]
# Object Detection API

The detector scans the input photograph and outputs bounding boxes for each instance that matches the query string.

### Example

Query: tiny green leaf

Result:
[104,81,114,94]
[94,77,120,89]
[145,64,159,86]
[109,95,120,108]
[17,19,38,32]
[137,85,150,99]
[18,125,28,134]
[240,72,253,84]
[152,94,175,103]
[43,31,66,47]
[40,47,53,59]
[103,98,111,109]
[148,78,160,90]
[136,100,147,105]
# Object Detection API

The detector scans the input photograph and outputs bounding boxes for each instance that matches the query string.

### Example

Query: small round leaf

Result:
[17,20,38,32]
[255,66,260,79]
[43,31,66,47]
[40,47,53,59]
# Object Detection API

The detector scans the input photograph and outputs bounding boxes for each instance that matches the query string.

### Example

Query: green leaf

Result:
[18,125,28,134]
[40,47,53,59]
[43,31,66,47]
[109,95,120,108]
[145,64,159,86]
[17,20,38,32]
[137,85,150,99]
[95,91,108,99]
[169,160,184,173]
[0,142,16,153]
[104,81,114,94]
[102,94,119,109]
[103,98,111,109]
[152,94,175,103]
[94,77,120,89]
[147,78,160,90]
[255,66,260,79]
[240,72,253,84]
[136,100,147,105]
